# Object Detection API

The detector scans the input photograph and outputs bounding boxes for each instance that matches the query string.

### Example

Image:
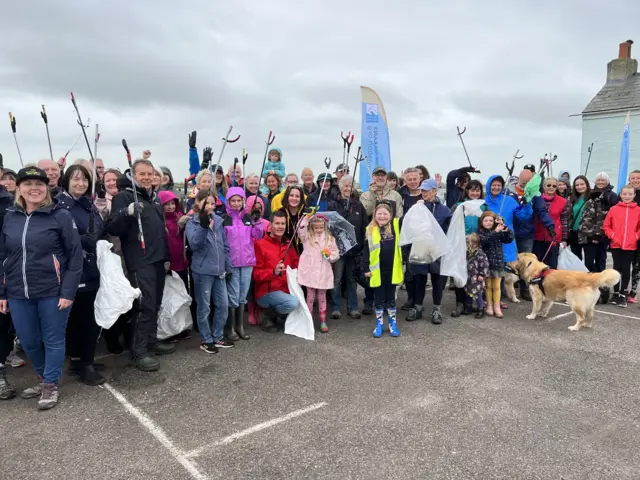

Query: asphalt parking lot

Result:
[1,288,639,480]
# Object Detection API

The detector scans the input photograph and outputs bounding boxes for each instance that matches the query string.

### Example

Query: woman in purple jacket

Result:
[222,187,265,340]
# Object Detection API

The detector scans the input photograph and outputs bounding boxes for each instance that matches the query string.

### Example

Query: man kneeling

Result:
[253,210,300,332]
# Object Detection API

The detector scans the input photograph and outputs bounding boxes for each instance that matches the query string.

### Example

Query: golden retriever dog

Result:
[514,253,621,331]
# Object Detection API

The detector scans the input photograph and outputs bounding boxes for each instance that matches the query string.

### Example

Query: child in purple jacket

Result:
[222,187,265,340]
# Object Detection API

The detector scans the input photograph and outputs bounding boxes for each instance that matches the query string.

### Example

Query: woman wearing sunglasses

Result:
[532,177,570,268]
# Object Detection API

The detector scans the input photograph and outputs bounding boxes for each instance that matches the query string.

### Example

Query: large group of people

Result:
[0,131,638,412]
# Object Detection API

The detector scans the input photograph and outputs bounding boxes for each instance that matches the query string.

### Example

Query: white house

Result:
[581,40,640,182]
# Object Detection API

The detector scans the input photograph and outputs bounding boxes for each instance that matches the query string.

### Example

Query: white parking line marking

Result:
[184,402,328,459]
[552,302,640,320]
[102,383,209,480]
[546,311,575,322]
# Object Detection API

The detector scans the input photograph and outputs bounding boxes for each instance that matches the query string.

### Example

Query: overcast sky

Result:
[1,0,638,183]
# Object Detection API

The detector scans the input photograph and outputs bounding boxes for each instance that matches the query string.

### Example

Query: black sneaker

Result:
[214,339,235,349]
[200,343,219,354]
[618,295,628,308]
[609,293,621,305]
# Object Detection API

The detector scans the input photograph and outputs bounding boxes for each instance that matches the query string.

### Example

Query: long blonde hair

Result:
[367,203,393,238]
[307,215,332,248]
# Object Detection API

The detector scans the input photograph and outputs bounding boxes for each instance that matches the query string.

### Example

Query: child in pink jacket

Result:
[297,214,339,332]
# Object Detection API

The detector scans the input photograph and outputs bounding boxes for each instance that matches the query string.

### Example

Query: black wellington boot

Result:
[261,308,279,333]
[225,307,240,341]
[235,306,250,340]
[0,367,16,400]
[599,287,610,305]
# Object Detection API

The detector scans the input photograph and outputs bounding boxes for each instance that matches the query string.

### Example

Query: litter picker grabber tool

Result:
[341,131,354,169]
[62,118,90,162]
[584,143,594,177]
[498,149,523,216]
[456,126,473,168]
[94,124,100,160]
[315,157,332,208]
[8,113,23,166]
[281,213,310,263]
[346,147,364,210]
[210,125,241,190]
[547,153,557,177]
[92,124,100,197]
[40,105,54,162]
[122,139,146,254]
[232,157,239,186]
[70,92,96,164]
[242,149,248,194]
[250,130,276,214]
[538,153,548,174]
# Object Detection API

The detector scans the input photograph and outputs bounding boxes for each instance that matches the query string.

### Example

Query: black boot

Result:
[225,307,240,341]
[235,306,250,340]
[77,364,105,387]
[401,281,414,311]
[599,287,610,305]
[261,308,279,333]
[475,308,486,319]
[450,302,464,318]
[461,303,473,315]
[0,367,16,400]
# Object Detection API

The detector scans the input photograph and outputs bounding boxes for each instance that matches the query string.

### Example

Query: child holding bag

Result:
[297,214,339,333]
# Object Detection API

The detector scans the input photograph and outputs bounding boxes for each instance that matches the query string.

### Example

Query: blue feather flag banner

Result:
[360,86,391,192]
[617,111,631,193]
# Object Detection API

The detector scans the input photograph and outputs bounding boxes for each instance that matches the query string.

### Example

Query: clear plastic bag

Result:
[440,206,468,288]
[94,240,141,330]
[399,203,450,264]
[284,267,315,341]
[157,271,193,340]
[557,245,589,272]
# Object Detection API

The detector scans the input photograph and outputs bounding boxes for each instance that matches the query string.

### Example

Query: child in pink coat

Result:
[297,214,339,332]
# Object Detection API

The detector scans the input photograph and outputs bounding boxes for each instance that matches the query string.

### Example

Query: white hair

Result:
[594,172,610,183]
[339,174,354,187]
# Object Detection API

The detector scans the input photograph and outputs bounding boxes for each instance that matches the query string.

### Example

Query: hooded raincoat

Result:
[222,187,265,267]
[483,175,523,263]
[158,190,189,272]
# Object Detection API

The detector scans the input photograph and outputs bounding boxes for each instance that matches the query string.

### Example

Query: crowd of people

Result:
[0,132,638,412]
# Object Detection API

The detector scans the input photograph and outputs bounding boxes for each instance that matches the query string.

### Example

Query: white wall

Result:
[581,112,640,186]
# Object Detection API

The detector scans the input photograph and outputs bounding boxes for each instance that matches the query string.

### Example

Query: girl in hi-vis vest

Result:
[362,202,404,338]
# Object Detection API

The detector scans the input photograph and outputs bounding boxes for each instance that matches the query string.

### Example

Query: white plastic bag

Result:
[460,199,485,218]
[440,206,468,287]
[558,245,589,272]
[284,267,315,341]
[399,203,450,264]
[157,271,193,340]
[95,240,141,329]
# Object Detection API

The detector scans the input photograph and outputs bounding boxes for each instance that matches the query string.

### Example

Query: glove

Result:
[201,147,213,170]
[250,207,261,222]
[164,262,171,274]
[547,227,557,242]
[97,182,106,199]
[127,202,143,216]
[302,205,314,215]
[0,153,3,169]
[188,130,197,149]
[199,211,211,229]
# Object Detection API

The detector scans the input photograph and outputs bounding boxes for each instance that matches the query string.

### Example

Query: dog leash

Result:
[540,241,557,264]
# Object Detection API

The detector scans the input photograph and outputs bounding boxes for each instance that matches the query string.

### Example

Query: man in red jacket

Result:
[253,210,300,332]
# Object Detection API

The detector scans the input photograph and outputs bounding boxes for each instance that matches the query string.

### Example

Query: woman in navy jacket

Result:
[55,165,105,387]
[0,167,82,410]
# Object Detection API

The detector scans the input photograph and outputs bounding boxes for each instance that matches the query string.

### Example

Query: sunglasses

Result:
[545,184,557,188]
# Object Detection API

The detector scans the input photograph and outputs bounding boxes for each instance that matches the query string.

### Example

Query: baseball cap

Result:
[420,179,438,191]
[523,164,536,173]
[334,163,349,173]
[16,167,49,186]
[372,166,387,175]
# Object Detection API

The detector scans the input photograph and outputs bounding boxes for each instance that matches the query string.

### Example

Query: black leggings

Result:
[373,270,396,310]
[66,290,100,366]
[414,273,445,307]
[568,231,583,260]
[611,248,636,293]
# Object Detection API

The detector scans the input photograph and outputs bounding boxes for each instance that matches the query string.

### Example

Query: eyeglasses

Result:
[545,184,557,188]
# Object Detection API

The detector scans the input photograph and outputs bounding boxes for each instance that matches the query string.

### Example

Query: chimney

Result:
[619,40,633,59]
[607,39,637,83]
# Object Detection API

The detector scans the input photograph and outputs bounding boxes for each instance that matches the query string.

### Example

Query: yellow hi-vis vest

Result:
[368,218,404,288]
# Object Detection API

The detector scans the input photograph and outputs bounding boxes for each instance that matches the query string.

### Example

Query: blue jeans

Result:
[256,291,299,314]
[228,266,253,307]
[332,257,358,312]
[193,273,229,343]
[8,297,71,384]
